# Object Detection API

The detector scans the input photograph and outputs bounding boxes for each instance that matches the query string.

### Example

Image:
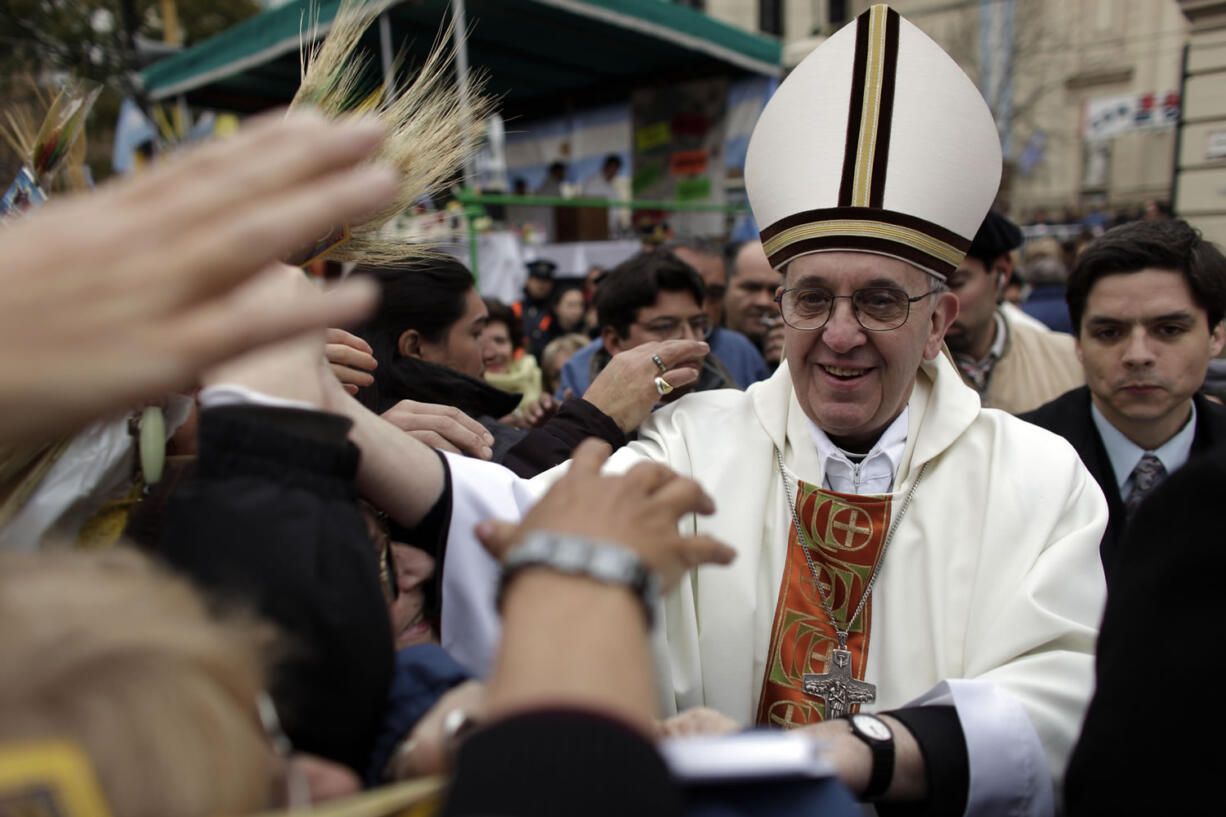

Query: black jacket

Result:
[1064,445,1226,816]
[363,355,624,478]
[157,406,393,774]
[1020,386,1226,576]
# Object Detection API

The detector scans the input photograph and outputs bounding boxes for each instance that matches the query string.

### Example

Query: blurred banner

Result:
[1084,91,1180,141]
[504,103,632,194]
[500,75,774,239]
[631,76,728,238]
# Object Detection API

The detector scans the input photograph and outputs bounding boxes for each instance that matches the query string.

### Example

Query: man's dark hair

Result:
[1066,219,1226,335]
[483,297,523,351]
[595,249,705,337]
[602,154,622,172]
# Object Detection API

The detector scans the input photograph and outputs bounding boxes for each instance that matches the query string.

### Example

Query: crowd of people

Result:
[3,4,1226,817]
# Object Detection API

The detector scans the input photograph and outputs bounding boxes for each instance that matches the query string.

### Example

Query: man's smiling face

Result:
[782,252,958,451]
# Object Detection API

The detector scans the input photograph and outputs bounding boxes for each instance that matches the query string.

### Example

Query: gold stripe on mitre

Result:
[762,218,967,270]
[851,5,891,207]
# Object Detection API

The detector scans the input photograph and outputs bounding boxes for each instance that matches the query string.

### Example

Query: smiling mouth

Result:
[821,364,870,379]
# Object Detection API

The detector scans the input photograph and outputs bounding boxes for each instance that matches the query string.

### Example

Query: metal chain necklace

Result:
[773,446,927,717]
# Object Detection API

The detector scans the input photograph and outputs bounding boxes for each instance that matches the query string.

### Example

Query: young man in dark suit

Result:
[1064,443,1226,815]
[1022,219,1226,578]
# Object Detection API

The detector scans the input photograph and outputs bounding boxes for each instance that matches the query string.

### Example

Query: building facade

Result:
[699,0,1190,226]
[1174,0,1226,244]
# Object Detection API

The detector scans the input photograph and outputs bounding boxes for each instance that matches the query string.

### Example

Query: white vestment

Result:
[441,353,1107,816]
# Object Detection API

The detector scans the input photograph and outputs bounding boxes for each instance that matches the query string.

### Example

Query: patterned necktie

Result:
[1124,454,1167,520]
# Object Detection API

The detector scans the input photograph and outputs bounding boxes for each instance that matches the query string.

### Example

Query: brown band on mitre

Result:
[869,8,900,208]
[761,206,968,247]
[838,12,872,207]
[767,236,957,280]
[759,206,971,280]
[838,6,901,209]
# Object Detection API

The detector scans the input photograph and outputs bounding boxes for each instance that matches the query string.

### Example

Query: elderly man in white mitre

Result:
[433,5,1107,815]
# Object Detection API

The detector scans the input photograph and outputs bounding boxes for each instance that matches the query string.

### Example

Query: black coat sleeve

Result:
[156,405,393,774]
[498,398,626,478]
[1064,446,1226,816]
[442,709,681,817]
[879,705,967,816]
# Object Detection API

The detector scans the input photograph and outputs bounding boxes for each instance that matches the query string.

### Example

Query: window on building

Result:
[760,0,783,36]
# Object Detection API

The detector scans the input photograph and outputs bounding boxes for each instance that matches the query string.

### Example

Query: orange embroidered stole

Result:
[756,478,893,728]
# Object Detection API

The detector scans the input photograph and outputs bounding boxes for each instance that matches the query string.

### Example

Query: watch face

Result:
[852,714,891,741]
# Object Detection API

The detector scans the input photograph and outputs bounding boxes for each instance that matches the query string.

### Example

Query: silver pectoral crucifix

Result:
[802,647,876,719]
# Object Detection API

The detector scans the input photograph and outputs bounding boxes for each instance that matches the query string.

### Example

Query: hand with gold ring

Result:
[582,339,708,433]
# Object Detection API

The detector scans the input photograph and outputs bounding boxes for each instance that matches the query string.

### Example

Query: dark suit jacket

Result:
[1064,444,1226,815]
[1020,386,1226,577]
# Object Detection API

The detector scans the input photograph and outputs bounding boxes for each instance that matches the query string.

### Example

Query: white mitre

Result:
[745,4,1002,281]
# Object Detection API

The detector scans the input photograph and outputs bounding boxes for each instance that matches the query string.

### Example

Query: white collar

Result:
[1091,399,1197,493]
[805,408,910,495]
[989,309,1008,359]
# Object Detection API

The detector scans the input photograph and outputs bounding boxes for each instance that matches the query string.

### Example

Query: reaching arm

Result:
[321,373,449,529]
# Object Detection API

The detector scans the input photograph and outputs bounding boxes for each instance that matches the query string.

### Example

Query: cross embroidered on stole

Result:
[756,479,893,728]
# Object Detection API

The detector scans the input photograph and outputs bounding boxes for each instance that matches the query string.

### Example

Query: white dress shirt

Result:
[805,408,909,495]
[1090,400,1197,500]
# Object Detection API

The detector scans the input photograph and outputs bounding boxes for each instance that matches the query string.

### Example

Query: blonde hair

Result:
[541,333,591,393]
[0,548,274,817]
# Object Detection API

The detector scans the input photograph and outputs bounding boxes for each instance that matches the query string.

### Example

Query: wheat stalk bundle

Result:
[290,0,492,264]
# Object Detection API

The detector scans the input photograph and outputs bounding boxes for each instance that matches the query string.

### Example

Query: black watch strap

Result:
[844,713,895,800]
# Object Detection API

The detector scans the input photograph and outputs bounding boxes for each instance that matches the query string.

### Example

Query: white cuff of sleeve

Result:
[908,680,1054,817]
[198,383,318,413]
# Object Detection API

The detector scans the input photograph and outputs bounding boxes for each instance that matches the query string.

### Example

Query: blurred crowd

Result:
[3,4,1225,817]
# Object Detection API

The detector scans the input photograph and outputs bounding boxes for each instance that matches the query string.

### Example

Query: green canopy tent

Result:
[140,0,781,120]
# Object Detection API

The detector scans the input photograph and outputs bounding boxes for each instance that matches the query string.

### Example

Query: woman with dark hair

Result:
[481,298,543,415]
[352,258,527,462]
[530,284,589,359]
[348,257,704,478]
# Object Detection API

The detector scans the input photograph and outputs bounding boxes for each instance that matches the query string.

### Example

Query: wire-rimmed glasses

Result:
[774,287,936,332]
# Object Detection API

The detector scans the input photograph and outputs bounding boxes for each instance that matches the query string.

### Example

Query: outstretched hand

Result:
[476,438,734,592]
[380,399,494,460]
[581,339,709,433]
[0,111,396,444]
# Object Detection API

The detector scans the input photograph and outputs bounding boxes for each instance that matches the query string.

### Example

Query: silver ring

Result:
[654,376,674,396]
[651,353,667,374]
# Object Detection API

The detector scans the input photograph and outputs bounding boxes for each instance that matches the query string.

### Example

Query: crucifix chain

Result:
[774,447,926,717]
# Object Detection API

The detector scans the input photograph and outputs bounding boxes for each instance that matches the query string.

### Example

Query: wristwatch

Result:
[497,531,660,627]
[844,713,895,800]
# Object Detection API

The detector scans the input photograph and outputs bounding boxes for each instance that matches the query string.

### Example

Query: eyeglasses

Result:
[635,315,712,340]
[774,287,937,332]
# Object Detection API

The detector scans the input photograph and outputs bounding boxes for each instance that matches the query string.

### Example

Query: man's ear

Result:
[993,255,1013,295]
[601,326,624,356]
[1210,320,1226,358]
[923,291,960,360]
[398,328,423,359]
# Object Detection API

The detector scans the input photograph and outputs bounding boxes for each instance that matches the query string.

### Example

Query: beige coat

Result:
[981,308,1084,414]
